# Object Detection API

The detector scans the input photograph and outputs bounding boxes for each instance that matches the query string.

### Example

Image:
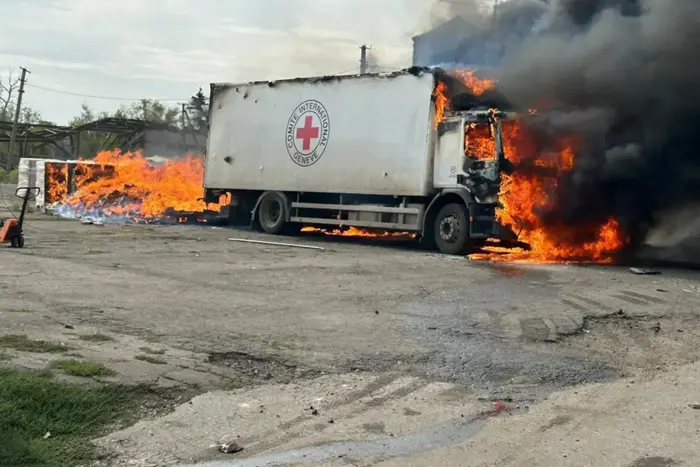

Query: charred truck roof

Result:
[210,67,513,112]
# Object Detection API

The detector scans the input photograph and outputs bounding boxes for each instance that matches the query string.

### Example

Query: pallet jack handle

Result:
[15,186,40,229]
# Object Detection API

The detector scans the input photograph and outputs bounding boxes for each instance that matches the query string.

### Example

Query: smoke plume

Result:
[490,0,700,249]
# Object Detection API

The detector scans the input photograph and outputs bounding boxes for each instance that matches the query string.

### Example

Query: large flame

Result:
[430,70,625,263]
[470,120,625,263]
[50,150,226,223]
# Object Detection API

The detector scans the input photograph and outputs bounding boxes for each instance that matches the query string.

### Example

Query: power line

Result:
[25,83,187,102]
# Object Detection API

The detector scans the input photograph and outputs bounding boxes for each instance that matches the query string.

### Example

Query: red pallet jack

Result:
[0,186,40,248]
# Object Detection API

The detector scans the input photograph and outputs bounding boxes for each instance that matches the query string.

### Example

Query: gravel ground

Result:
[3,209,700,464]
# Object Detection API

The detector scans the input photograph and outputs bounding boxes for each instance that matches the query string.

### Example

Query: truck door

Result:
[433,118,465,189]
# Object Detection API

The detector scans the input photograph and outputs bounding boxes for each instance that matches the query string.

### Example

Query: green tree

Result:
[186,88,209,130]
[69,103,114,158]
[114,99,180,125]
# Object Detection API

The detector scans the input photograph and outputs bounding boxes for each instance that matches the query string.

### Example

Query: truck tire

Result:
[434,203,470,255]
[257,192,287,234]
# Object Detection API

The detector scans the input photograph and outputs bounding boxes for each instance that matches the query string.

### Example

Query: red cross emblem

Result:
[285,100,330,167]
[296,115,319,151]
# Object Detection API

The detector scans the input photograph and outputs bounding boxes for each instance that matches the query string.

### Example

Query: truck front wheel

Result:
[434,203,471,255]
[257,192,287,234]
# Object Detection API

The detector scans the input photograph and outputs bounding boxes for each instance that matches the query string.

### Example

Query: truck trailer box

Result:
[205,71,436,197]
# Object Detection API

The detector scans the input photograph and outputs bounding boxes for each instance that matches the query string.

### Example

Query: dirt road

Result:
[2,210,700,465]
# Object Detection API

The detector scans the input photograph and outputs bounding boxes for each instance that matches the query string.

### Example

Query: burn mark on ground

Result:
[628,457,679,467]
[539,414,573,432]
[363,422,387,435]
[206,350,322,385]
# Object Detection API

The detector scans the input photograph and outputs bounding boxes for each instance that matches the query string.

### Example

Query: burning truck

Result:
[203,67,526,255]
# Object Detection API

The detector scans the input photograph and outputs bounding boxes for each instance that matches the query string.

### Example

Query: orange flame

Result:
[46,163,68,204]
[433,70,496,129]
[433,81,448,128]
[51,150,226,222]
[301,226,415,238]
[470,119,625,263]
[452,70,495,96]
[465,123,496,160]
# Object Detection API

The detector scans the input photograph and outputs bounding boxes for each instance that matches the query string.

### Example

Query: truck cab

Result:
[425,109,518,254]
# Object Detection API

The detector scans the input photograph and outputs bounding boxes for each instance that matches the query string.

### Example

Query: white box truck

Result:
[203,67,518,254]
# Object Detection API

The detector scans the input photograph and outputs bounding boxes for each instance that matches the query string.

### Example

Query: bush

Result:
[0,168,19,184]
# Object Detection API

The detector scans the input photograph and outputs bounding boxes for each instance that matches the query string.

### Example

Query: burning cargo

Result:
[28,151,228,224]
[203,68,520,255]
[17,158,115,210]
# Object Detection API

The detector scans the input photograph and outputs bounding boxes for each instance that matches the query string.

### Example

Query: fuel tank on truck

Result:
[204,69,439,197]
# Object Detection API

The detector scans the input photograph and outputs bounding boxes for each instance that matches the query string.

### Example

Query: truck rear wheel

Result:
[434,203,470,255]
[257,192,287,234]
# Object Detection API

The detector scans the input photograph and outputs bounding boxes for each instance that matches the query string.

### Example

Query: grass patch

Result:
[50,359,115,378]
[0,352,12,361]
[0,168,18,184]
[0,335,73,353]
[138,346,165,355]
[78,333,114,342]
[0,367,144,467]
[134,354,167,365]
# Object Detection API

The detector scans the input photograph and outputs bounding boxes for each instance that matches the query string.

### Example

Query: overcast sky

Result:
[1,0,442,125]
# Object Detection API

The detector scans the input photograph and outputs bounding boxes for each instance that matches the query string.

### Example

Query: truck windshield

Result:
[464,123,496,161]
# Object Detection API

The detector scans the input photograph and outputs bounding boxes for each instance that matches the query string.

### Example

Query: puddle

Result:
[182,412,495,466]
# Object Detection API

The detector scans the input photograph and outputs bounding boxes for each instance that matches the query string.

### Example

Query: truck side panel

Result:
[205,72,436,197]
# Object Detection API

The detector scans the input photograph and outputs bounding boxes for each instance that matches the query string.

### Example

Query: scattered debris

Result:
[228,237,325,250]
[218,441,244,454]
[689,403,700,410]
[328,419,335,424]
[216,436,244,454]
[629,267,661,275]
[309,406,319,416]
[656,288,668,293]
[43,431,51,439]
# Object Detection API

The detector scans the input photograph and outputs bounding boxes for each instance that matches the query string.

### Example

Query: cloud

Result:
[0,0,434,124]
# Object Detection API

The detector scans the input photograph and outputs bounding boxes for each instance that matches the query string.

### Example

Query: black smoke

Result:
[489,0,700,250]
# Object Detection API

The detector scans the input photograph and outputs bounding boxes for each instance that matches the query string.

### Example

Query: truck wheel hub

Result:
[265,202,281,224]
[439,216,459,242]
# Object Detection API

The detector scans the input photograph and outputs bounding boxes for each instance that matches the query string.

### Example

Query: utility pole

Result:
[6,67,30,171]
[180,103,187,149]
[359,45,371,74]
[492,0,500,33]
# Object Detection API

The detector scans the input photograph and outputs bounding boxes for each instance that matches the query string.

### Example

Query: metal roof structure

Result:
[0,118,175,144]
[0,118,203,165]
